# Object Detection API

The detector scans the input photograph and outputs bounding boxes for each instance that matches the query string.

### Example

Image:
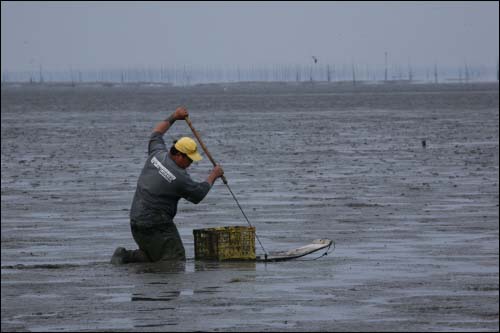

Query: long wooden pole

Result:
[184,116,228,184]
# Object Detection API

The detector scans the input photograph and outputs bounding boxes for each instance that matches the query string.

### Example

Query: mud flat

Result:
[1,82,499,331]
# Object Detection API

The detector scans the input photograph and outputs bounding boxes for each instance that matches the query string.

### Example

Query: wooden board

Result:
[256,239,333,262]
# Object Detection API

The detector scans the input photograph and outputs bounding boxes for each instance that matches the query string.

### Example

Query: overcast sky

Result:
[1,1,498,72]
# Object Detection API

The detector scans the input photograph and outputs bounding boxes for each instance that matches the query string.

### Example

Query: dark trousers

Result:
[130,212,186,262]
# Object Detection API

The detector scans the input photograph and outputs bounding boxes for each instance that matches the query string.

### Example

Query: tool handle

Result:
[185,116,228,184]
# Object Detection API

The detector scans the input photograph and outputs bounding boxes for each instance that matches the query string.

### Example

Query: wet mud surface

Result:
[1,82,499,331]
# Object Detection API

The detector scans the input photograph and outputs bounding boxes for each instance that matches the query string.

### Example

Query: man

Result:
[111,106,224,264]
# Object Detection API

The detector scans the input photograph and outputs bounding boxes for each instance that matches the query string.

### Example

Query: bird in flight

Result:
[312,56,318,64]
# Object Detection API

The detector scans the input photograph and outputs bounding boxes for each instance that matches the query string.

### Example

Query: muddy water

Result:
[1,82,498,331]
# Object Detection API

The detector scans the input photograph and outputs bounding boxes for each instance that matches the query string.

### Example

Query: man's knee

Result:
[129,249,151,263]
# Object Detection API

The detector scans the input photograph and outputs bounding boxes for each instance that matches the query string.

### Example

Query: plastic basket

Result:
[193,226,256,260]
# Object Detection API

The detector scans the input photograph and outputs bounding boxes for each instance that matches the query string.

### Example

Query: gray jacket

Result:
[130,132,211,222]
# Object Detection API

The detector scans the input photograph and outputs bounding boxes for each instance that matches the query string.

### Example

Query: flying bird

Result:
[312,56,318,64]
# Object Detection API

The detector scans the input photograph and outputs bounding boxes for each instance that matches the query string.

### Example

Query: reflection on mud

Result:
[132,260,187,274]
[129,259,257,274]
[193,260,256,272]
[126,259,256,304]
[131,287,223,302]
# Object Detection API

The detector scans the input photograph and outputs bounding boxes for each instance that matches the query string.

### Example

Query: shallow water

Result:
[1,82,499,331]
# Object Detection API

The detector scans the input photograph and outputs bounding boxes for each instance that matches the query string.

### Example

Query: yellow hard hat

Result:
[175,137,202,162]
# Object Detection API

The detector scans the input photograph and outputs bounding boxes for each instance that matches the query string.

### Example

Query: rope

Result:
[224,183,268,259]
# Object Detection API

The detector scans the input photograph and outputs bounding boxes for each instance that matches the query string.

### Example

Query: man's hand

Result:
[152,107,189,134]
[212,165,224,179]
[174,106,189,120]
[207,164,224,185]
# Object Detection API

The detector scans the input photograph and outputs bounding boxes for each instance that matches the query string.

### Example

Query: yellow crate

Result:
[193,226,256,260]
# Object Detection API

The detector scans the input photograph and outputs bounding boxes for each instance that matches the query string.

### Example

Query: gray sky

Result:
[1,1,499,72]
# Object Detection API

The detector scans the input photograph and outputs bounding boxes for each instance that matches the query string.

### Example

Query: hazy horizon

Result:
[2,1,499,75]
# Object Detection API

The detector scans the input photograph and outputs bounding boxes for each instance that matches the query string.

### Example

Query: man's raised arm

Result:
[153,106,189,134]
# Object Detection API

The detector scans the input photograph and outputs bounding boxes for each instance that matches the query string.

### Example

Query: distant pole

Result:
[384,51,388,82]
[434,63,438,84]
[464,62,470,84]
[311,56,318,82]
[351,63,356,85]
[408,58,413,82]
[70,66,75,86]
[39,64,44,83]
